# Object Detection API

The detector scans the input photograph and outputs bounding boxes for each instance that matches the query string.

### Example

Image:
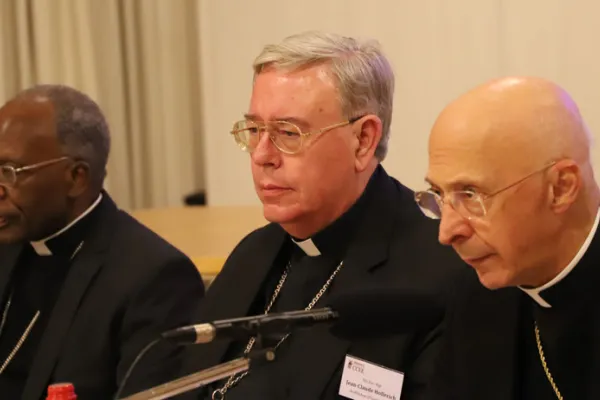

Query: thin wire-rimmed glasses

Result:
[0,156,70,187]
[230,116,363,154]
[414,161,557,220]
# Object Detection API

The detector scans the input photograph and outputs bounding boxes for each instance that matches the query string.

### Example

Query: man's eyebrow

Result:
[424,177,443,190]
[243,113,259,121]
[0,158,19,166]
[243,114,311,127]
[425,176,485,190]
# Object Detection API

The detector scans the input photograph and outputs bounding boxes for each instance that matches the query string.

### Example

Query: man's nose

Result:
[438,202,473,245]
[251,130,281,167]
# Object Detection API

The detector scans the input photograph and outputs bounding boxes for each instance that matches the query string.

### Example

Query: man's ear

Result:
[354,115,382,172]
[66,161,91,198]
[548,160,580,213]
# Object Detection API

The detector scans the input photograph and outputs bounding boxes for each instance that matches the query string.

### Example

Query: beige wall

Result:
[197,0,600,206]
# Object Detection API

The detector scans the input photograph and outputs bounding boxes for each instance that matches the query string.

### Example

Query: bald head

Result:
[424,76,600,289]
[431,77,592,175]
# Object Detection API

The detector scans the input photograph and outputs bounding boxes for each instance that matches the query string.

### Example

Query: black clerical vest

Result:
[208,169,377,400]
[517,233,600,399]
[0,206,99,398]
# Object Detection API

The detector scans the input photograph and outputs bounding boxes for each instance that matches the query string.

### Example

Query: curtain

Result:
[0,0,205,210]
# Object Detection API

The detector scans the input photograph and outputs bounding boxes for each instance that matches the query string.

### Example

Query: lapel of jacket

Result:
[287,168,401,400]
[183,223,288,372]
[464,285,522,400]
[22,194,116,400]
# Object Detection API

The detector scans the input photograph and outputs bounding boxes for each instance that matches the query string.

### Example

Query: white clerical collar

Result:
[520,207,600,308]
[292,237,322,257]
[30,194,103,256]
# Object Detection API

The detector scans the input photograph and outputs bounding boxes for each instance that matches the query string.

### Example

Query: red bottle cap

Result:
[47,383,77,400]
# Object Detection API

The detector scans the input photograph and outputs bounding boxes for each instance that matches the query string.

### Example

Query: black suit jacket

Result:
[430,231,600,399]
[180,168,466,400]
[0,193,205,400]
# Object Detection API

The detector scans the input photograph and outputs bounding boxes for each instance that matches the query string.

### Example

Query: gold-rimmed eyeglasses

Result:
[0,156,70,187]
[414,161,557,220]
[230,116,363,154]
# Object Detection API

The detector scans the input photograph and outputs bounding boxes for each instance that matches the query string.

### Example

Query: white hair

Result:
[253,31,395,160]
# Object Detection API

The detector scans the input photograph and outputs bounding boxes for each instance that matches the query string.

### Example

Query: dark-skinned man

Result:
[0,84,204,400]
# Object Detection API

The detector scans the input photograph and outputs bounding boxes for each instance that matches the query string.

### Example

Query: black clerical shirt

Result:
[209,168,380,400]
[518,226,600,399]
[0,199,101,398]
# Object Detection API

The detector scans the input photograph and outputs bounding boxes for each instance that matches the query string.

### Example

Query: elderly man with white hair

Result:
[179,31,465,400]
[420,76,600,399]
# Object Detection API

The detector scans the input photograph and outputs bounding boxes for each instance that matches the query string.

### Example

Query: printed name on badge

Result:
[338,355,404,400]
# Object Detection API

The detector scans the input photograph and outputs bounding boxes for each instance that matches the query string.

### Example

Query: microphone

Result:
[117,288,442,400]
[161,287,443,345]
[162,308,339,344]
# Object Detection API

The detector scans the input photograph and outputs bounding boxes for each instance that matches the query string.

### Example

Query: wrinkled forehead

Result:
[0,96,56,137]
[426,115,527,192]
[249,65,343,124]
[427,137,493,191]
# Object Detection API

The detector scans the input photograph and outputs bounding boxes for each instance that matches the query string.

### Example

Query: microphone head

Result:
[326,286,444,340]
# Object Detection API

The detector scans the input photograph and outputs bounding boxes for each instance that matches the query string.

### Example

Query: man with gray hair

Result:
[180,31,465,400]
[0,84,205,399]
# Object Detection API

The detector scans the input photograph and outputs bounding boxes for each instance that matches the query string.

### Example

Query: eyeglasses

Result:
[230,116,363,154]
[0,156,70,187]
[414,162,557,220]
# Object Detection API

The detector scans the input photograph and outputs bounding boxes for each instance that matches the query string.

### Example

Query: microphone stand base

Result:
[119,357,249,400]
[119,346,277,400]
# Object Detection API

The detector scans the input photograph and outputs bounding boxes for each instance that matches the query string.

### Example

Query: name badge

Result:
[339,355,404,400]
